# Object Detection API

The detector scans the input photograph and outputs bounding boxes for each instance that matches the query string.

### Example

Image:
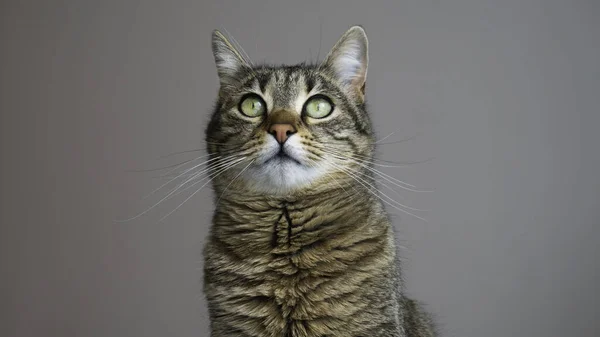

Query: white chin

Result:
[243,157,325,193]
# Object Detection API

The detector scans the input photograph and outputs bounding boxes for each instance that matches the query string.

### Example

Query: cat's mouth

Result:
[243,141,323,191]
[264,148,303,166]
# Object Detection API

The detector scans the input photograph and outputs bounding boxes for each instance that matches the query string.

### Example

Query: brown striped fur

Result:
[203,26,437,337]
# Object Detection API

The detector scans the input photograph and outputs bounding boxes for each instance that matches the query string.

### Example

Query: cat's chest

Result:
[214,203,336,263]
[210,203,344,309]
[210,201,365,298]
[206,200,396,336]
[217,206,356,302]
[212,190,371,254]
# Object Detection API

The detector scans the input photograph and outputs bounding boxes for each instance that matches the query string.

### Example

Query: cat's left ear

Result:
[321,26,368,99]
[211,30,250,92]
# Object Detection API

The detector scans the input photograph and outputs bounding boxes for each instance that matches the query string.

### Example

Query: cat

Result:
[203,26,436,337]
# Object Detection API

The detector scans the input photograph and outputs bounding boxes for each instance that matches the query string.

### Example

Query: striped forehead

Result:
[249,67,322,113]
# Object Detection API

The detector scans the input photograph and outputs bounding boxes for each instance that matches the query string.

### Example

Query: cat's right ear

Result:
[211,30,250,92]
[320,26,368,101]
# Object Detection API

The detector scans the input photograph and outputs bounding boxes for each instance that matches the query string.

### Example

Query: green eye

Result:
[304,95,333,119]
[239,94,266,117]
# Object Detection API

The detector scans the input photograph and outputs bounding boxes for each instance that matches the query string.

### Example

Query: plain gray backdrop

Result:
[1,0,598,336]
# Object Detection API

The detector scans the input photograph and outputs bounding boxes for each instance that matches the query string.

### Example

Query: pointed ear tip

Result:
[348,25,367,36]
[346,26,368,45]
[211,29,220,38]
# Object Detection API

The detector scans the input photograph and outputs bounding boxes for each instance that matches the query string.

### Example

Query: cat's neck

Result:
[213,168,376,205]
[209,177,389,261]
[216,179,374,209]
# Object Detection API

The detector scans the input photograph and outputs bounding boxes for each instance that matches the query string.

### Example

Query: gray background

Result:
[1,0,598,336]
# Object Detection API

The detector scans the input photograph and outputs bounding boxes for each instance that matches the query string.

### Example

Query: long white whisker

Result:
[116,157,245,222]
[370,176,409,200]
[306,158,356,201]
[159,158,247,222]
[342,149,433,166]
[327,161,428,221]
[151,172,199,180]
[323,148,422,168]
[127,151,213,173]
[375,134,417,145]
[216,159,255,204]
[332,162,428,212]
[324,149,416,185]
[156,151,251,187]
[141,155,233,200]
[358,162,433,193]
[323,150,433,192]
[153,146,252,178]
[126,157,198,173]
[160,149,255,201]
[158,148,204,159]
[164,157,247,201]
[165,157,247,201]
[374,131,395,144]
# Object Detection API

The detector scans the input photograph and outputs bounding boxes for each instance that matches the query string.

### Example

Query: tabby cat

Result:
[203,26,436,337]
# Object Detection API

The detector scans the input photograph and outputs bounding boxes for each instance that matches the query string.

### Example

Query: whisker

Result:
[375,137,419,146]
[115,157,245,222]
[306,158,344,192]
[322,149,417,180]
[331,162,428,212]
[374,131,396,144]
[153,152,242,180]
[216,159,255,204]
[125,152,211,173]
[312,134,415,147]
[125,158,199,173]
[323,148,429,168]
[308,144,427,167]
[359,151,435,166]
[164,157,248,201]
[327,161,428,221]
[158,148,204,159]
[358,163,434,193]
[306,157,357,201]
[141,154,236,200]
[371,176,409,200]
[151,173,199,180]
[375,134,417,145]
[158,158,248,222]
[162,156,247,198]
[126,144,246,174]
[152,155,224,179]
[321,150,433,192]
[205,137,265,151]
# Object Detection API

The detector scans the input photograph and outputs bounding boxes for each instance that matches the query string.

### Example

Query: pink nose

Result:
[269,124,296,144]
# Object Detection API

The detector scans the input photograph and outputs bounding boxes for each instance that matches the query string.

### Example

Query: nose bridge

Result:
[267,109,299,126]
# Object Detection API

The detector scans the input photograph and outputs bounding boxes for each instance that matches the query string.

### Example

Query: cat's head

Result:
[206,26,374,195]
